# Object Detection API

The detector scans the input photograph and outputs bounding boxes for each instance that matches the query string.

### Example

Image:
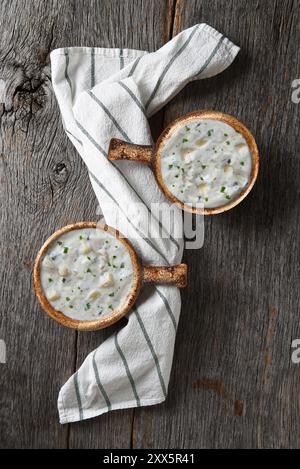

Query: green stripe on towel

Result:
[114,335,141,406]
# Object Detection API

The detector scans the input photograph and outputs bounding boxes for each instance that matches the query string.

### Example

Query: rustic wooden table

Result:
[1,0,300,449]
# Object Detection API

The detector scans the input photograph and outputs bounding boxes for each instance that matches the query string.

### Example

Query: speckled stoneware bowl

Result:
[33,222,187,331]
[108,110,259,215]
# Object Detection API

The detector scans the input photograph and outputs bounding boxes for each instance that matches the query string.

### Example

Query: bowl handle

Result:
[142,264,187,288]
[108,138,153,165]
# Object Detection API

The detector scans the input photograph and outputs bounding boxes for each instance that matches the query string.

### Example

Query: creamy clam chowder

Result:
[160,119,252,208]
[40,228,134,320]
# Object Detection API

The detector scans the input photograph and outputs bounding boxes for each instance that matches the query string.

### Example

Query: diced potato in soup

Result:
[40,228,134,320]
[160,119,252,208]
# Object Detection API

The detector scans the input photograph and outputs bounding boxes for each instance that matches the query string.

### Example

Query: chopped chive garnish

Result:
[200,176,204,181]
[105,240,109,244]
[224,133,228,137]
[175,174,179,178]
[63,247,69,254]
[108,292,114,297]
[168,164,173,170]
[48,278,53,283]
[79,235,84,240]
[62,278,66,283]
[205,197,208,202]
[57,241,62,246]
[108,304,113,310]
[202,165,206,170]
[113,255,117,259]
[69,305,73,309]
[182,138,188,143]
[87,256,91,260]
[227,159,231,164]
[226,195,230,200]
[66,297,70,301]
[107,261,111,266]
[220,186,226,193]
[226,141,230,145]
[86,268,91,273]
[85,303,91,311]
[185,126,190,131]
[207,129,213,136]
[240,161,244,166]
[120,263,125,268]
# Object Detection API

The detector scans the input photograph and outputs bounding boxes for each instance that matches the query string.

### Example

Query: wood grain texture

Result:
[0,0,174,449]
[1,0,300,449]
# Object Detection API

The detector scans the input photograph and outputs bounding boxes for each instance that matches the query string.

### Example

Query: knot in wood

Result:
[54,162,67,175]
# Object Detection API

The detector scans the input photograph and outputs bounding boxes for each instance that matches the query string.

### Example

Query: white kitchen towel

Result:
[50,24,239,424]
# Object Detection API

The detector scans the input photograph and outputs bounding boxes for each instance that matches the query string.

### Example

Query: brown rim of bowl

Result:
[33,222,142,331]
[153,110,259,215]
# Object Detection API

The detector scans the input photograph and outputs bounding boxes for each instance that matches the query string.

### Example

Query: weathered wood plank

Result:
[0,0,82,448]
[0,0,175,449]
[132,0,300,449]
[0,0,165,449]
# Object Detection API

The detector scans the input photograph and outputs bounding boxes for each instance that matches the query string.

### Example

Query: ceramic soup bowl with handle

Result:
[108,110,259,215]
[34,222,187,331]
